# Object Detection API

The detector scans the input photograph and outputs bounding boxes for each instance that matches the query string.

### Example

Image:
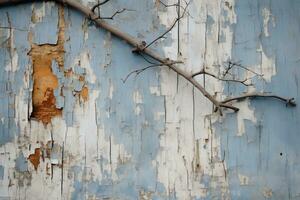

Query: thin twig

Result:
[221,93,296,107]
[96,0,100,18]
[158,0,193,18]
[143,0,191,50]
[122,59,183,83]
[99,8,131,20]
[159,0,180,8]
[223,61,234,76]
[191,69,253,86]
[6,12,13,71]
[91,0,110,13]
[122,64,163,83]
[139,53,161,65]
[224,60,262,77]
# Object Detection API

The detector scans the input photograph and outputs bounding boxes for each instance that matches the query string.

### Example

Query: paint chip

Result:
[28,148,41,170]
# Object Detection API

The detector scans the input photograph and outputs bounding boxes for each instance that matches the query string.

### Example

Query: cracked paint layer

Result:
[0,0,300,199]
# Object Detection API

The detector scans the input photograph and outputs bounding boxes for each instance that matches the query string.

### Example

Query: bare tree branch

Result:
[224,60,263,77]
[221,93,296,107]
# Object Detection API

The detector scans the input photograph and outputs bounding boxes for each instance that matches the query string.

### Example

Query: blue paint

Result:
[206,15,215,35]
[214,0,300,199]
[0,165,4,180]
[15,152,28,172]
[31,2,59,44]
[0,4,31,145]
[60,2,168,198]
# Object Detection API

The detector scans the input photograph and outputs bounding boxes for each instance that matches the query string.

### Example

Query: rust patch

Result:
[29,6,65,124]
[28,148,41,170]
[80,86,89,102]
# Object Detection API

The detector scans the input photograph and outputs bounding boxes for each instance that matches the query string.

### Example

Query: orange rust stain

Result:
[28,148,41,170]
[29,6,65,124]
[80,86,89,102]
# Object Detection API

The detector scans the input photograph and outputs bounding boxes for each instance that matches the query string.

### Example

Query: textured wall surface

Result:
[0,0,299,199]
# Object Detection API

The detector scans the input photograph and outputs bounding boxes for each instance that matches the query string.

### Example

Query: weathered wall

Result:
[0,0,299,199]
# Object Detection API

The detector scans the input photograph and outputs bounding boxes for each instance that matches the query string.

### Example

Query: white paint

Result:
[258,45,276,82]
[238,174,250,186]
[83,29,89,41]
[236,101,257,136]
[135,105,141,115]
[263,187,273,198]
[70,51,97,84]
[261,8,275,37]
[5,29,18,72]
[31,3,46,23]
[149,86,160,96]
[50,159,59,164]
[64,81,132,191]
[155,0,237,198]
[133,90,143,115]
[133,90,143,104]
[30,2,56,24]
[154,112,165,121]
[80,0,96,6]
[109,81,114,99]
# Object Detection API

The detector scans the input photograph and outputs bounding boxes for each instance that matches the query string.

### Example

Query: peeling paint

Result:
[29,6,65,124]
[261,7,275,37]
[0,165,4,180]
[236,101,257,136]
[5,21,18,72]
[238,174,249,186]
[259,45,276,82]
[263,187,273,198]
[0,0,299,199]
[28,148,41,170]
[133,90,143,104]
